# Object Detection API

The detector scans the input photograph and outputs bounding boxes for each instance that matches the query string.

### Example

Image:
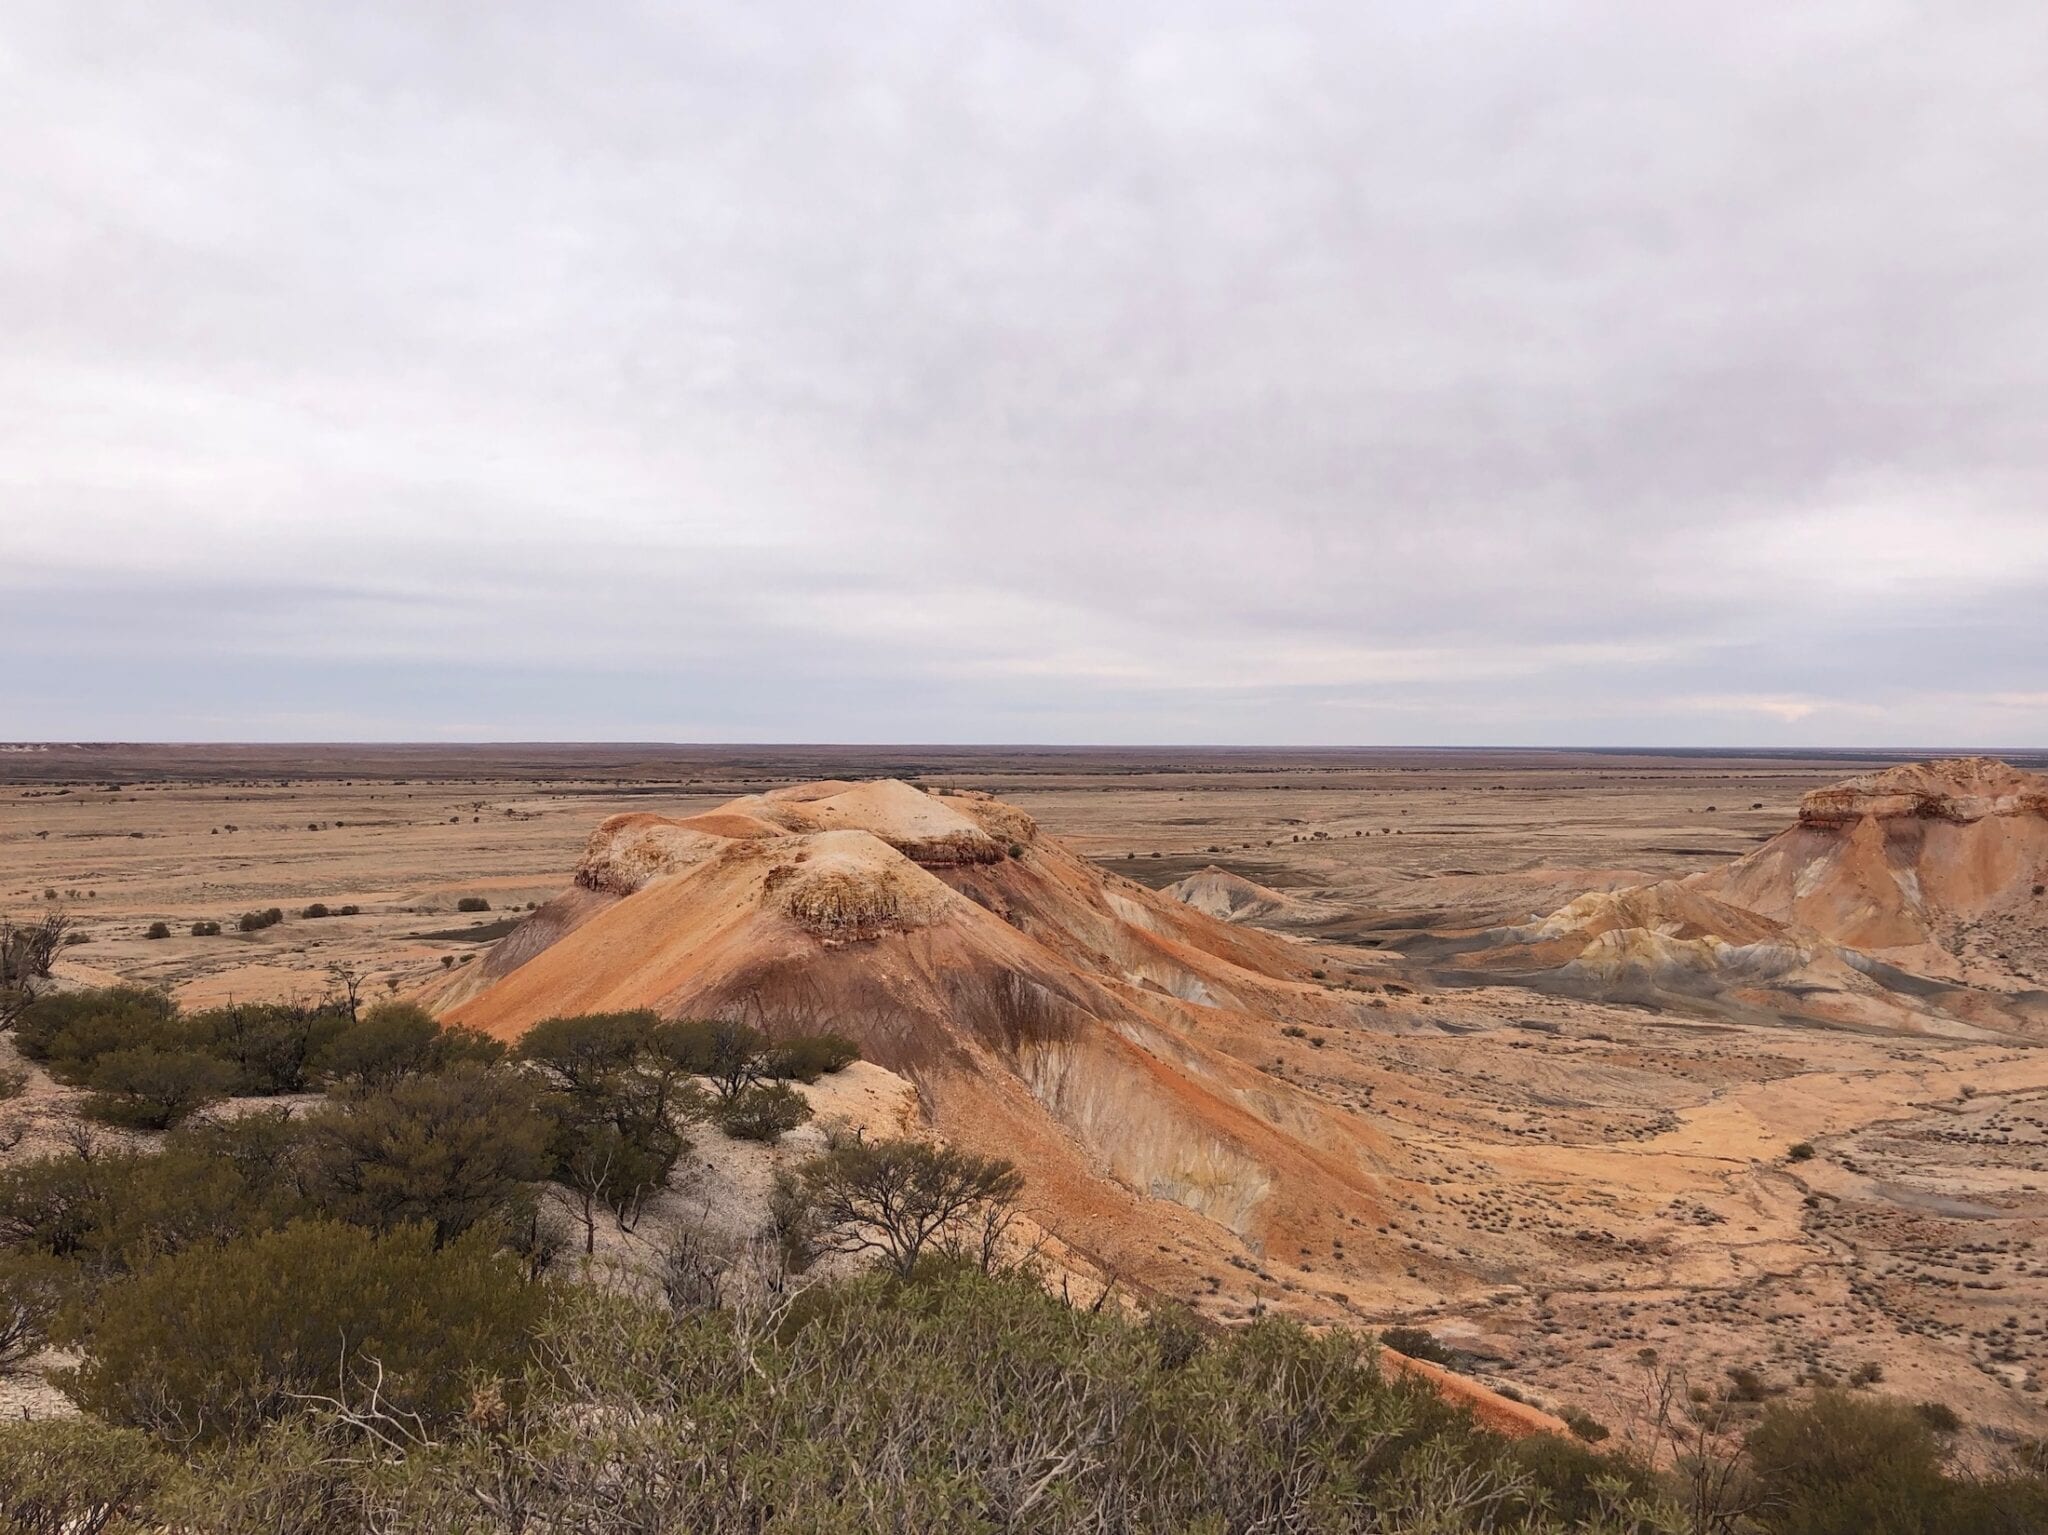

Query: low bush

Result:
[82,1048,237,1130]
[13,987,180,1080]
[300,903,331,920]
[143,922,170,941]
[1560,1405,1609,1443]
[715,1081,813,1143]
[0,1415,168,1535]
[189,920,222,937]
[314,1003,503,1088]
[1745,1388,1950,1535]
[763,1031,861,1083]
[183,1001,349,1095]
[237,908,285,934]
[0,1251,68,1369]
[307,1064,550,1245]
[1380,1325,1455,1366]
[455,897,491,913]
[57,1218,543,1444]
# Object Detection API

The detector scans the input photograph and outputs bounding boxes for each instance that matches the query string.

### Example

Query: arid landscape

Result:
[7,741,2047,1465]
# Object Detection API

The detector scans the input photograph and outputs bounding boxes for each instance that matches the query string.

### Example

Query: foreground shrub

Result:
[0,1252,68,1369]
[183,1001,349,1095]
[189,920,222,937]
[180,1268,1672,1531]
[763,1031,862,1083]
[0,1416,168,1535]
[81,1048,236,1130]
[455,896,491,913]
[313,1003,503,1089]
[1380,1325,1455,1366]
[1745,1388,1950,1535]
[715,1081,814,1143]
[12,987,179,1080]
[796,1138,1023,1278]
[59,1219,542,1444]
[307,1064,550,1245]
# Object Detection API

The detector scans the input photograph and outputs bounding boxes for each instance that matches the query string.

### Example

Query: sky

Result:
[2,2,2045,746]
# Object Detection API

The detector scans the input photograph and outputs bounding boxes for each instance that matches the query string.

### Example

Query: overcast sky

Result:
[2,2,2044,745]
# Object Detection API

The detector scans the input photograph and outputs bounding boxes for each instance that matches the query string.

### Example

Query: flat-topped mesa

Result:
[574,780,1036,895]
[1799,756,2048,830]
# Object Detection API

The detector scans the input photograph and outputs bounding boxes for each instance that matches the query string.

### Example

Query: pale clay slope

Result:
[1396,758,2048,1037]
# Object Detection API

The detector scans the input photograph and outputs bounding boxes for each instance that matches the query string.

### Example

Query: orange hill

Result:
[441,780,1408,1298]
[1693,756,2048,970]
[1391,758,2048,1038]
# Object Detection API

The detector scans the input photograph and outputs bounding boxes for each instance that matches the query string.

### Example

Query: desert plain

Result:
[4,741,2047,1457]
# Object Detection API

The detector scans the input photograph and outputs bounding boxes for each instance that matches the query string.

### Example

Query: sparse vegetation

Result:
[456,896,492,913]
[1380,1324,1455,1366]
[714,1080,813,1143]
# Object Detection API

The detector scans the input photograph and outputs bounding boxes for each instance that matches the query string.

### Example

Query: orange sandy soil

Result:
[5,743,2048,1452]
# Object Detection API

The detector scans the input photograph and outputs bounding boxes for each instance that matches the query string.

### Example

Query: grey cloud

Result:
[1,1,2044,743]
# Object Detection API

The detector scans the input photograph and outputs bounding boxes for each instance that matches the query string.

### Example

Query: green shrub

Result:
[0,1155,113,1259]
[455,897,491,913]
[237,908,284,934]
[307,1064,549,1245]
[1379,1325,1455,1366]
[715,1081,813,1143]
[0,1251,69,1368]
[13,987,179,1080]
[1788,1142,1816,1162]
[58,1218,542,1444]
[0,1415,169,1535]
[311,1003,439,1087]
[300,903,330,920]
[1914,1400,1962,1434]
[1510,1431,1662,1527]
[1745,1388,1950,1535]
[144,922,170,941]
[763,1032,861,1083]
[1560,1405,1609,1442]
[794,1138,1022,1278]
[78,1136,308,1278]
[650,1018,767,1098]
[190,920,222,937]
[183,1001,349,1095]
[0,1069,25,1102]
[517,1011,657,1093]
[81,1048,237,1130]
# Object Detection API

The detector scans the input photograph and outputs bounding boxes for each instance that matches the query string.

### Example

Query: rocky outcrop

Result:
[1798,756,2048,829]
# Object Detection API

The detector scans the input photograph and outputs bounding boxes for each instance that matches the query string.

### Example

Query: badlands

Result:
[4,743,2048,1452]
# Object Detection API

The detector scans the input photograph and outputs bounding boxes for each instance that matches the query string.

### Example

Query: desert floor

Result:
[4,742,2046,1450]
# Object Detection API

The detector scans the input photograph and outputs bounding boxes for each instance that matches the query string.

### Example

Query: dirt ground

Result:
[4,743,2046,1452]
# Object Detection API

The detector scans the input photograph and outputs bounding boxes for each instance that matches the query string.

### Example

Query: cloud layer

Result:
[3,1,2044,743]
